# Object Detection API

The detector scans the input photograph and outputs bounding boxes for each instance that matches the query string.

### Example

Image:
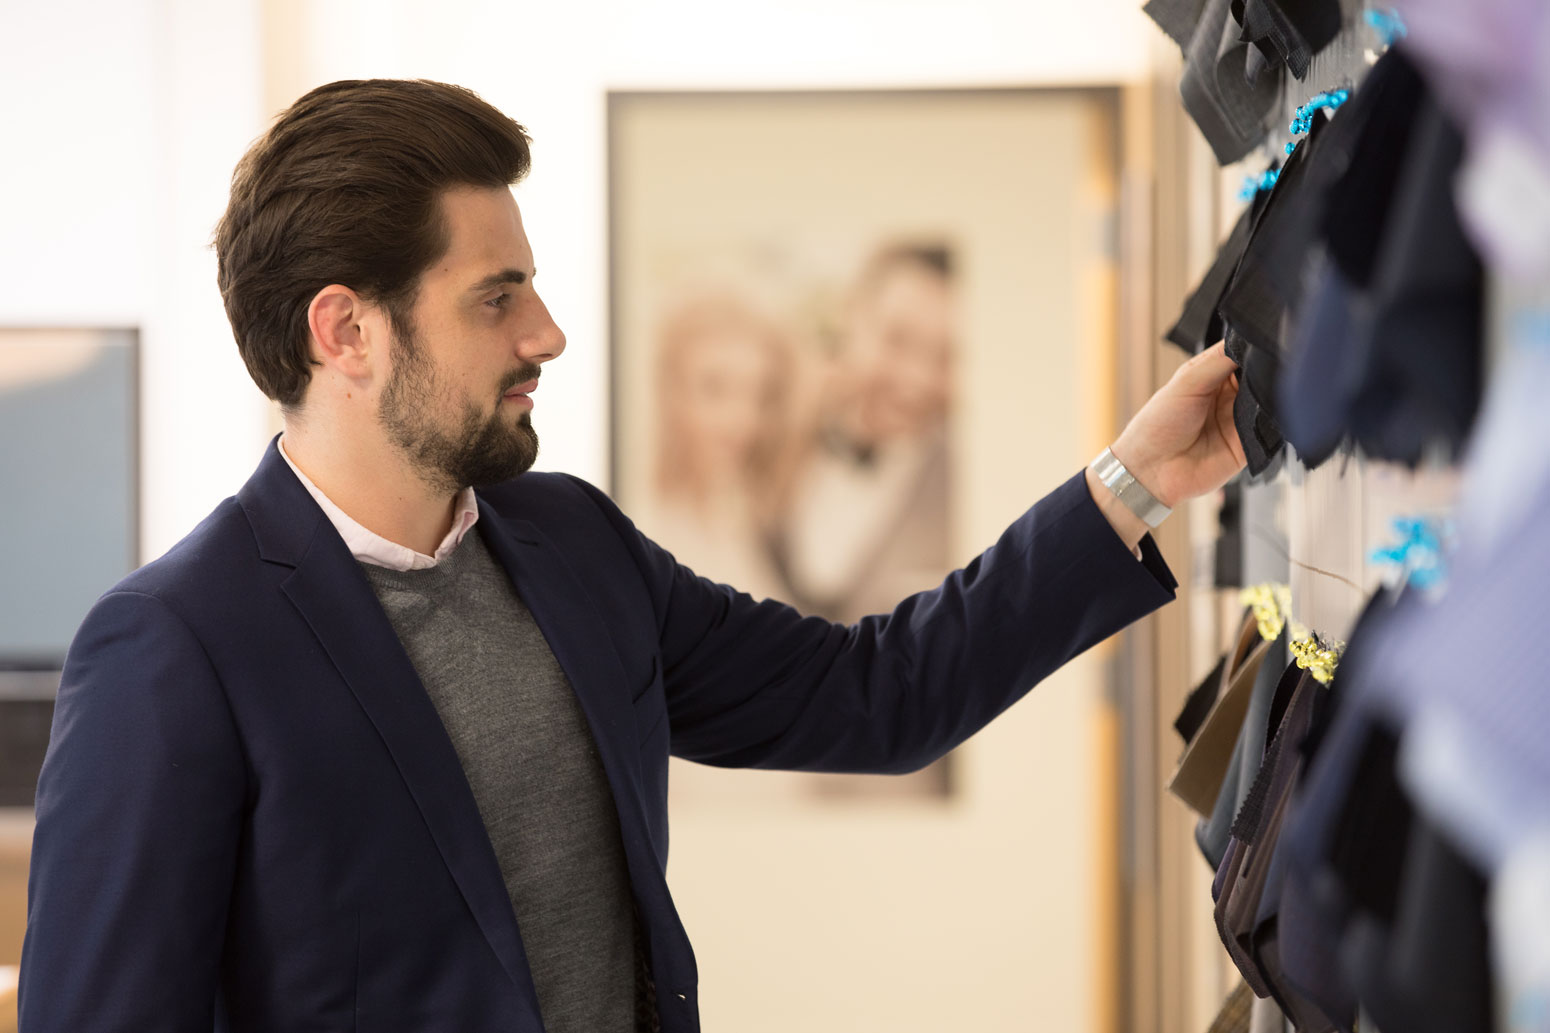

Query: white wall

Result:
[0,0,1152,549]
[298,0,1155,492]
[0,0,273,562]
[283,5,1148,1030]
[3,1,1160,1028]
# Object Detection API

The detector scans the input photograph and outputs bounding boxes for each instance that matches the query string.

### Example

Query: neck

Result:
[281,414,459,557]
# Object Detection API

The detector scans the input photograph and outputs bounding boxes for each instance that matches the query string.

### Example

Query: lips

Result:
[503,378,539,399]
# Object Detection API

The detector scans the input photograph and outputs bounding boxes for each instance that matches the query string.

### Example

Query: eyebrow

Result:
[468,267,534,294]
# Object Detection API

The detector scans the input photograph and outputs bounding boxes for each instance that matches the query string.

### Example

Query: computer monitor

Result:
[0,327,138,696]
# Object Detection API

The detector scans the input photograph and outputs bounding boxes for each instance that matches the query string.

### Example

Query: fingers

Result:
[1216,373,1247,468]
[1171,341,1241,397]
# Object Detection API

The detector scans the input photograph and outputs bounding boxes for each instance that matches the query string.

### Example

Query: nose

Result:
[520,290,567,364]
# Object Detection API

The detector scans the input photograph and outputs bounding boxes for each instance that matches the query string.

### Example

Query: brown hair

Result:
[214,79,532,409]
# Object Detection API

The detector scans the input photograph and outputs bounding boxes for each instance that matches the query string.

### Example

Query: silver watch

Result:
[1090,447,1172,528]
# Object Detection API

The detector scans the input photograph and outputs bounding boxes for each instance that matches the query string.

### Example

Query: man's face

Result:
[377,187,566,494]
[846,260,954,439]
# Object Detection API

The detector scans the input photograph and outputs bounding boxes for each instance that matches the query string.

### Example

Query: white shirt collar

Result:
[277,436,479,571]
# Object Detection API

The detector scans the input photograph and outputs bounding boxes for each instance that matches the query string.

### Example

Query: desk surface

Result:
[0,812,30,851]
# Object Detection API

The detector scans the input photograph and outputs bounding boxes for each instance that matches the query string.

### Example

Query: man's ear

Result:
[306,284,381,384]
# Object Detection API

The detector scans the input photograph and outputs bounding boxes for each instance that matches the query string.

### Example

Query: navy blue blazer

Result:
[21,438,1175,1032]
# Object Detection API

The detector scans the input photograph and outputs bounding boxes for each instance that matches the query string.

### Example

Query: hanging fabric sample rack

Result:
[1140,0,1550,1030]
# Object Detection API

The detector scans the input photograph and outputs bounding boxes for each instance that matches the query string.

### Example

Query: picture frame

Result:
[607,86,1122,805]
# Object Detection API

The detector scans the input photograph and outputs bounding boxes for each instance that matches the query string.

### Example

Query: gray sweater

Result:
[360,528,639,1031]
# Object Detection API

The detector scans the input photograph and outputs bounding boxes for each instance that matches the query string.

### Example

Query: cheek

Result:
[429,357,494,406]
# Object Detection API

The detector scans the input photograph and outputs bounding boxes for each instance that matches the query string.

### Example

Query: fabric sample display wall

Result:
[1144,0,1539,1030]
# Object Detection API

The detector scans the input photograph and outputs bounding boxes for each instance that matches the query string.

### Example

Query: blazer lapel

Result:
[239,440,539,1005]
[475,500,696,969]
[473,503,651,832]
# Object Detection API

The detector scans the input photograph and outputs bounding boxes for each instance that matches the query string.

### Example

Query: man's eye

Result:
[486,293,510,309]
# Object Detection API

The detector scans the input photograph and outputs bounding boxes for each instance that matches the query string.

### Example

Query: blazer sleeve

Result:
[20,591,247,1033]
[567,469,1177,774]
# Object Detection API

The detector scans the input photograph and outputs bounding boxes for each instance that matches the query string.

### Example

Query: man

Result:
[20,79,1245,1033]
[772,242,959,625]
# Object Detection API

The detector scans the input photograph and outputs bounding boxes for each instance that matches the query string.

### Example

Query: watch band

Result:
[1090,447,1172,528]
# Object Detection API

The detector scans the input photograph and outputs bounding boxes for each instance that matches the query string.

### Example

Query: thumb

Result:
[1170,341,1240,398]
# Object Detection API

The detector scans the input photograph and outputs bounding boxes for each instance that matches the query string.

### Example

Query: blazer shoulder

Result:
[478,470,630,534]
[109,496,264,612]
[478,472,662,593]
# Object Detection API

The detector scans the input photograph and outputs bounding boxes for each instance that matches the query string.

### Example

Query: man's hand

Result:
[1113,341,1246,508]
[1086,342,1246,551]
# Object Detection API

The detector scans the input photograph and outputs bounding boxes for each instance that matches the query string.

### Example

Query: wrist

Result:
[1084,466,1149,555]
[1108,438,1173,509]
[1091,446,1173,527]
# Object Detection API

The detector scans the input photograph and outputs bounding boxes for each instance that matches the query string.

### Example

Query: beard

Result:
[377,317,542,495]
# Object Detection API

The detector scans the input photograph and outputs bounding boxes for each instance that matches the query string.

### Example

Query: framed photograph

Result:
[608,88,1120,806]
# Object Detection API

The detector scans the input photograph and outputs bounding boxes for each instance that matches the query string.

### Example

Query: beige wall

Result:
[609,89,1122,1029]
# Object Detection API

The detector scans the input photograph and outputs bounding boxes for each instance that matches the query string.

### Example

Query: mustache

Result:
[497,362,544,396]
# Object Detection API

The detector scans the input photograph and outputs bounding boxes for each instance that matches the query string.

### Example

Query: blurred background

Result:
[0,1,1238,1030]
